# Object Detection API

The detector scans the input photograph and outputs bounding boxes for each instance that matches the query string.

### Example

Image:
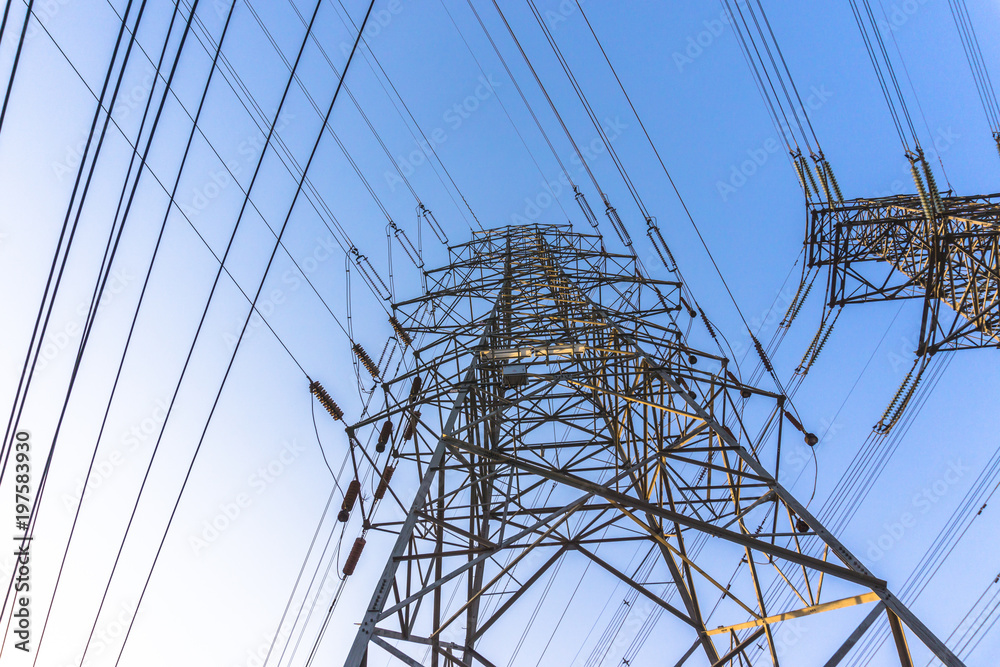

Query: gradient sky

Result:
[0,1,998,665]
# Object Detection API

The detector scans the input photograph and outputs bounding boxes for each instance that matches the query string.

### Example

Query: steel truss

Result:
[342,224,964,666]
[808,193,1000,354]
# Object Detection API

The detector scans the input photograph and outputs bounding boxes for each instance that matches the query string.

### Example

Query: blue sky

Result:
[0,0,998,665]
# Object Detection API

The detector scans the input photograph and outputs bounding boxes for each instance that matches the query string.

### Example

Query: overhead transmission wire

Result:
[0,0,167,629]
[330,0,483,233]
[174,0,393,308]
[849,0,920,150]
[242,0,399,230]
[0,0,148,489]
[36,0,362,339]
[483,0,699,355]
[849,0,951,223]
[63,2,330,662]
[103,0,399,319]
[487,0,616,237]
[102,2,378,665]
[720,0,838,373]
[7,3,376,646]
[875,0,954,188]
[258,417,353,667]
[0,0,377,516]
[95,0,399,315]
[524,0,651,228]
[946,0,1000,156]
[848,441,1000,666]
[721,0,845,209]
[0,1,14,55]
[4,0,377,425]
[461,0,580,197]
[258,0,447,283]
[435,0,574,223]
[23,1,210,659]
[0,0,33,133]
[572,1,804,421]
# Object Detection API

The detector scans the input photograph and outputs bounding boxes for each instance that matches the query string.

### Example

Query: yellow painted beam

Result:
[705,592,881,636]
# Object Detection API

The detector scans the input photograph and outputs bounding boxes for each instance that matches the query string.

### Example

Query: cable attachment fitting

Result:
[418,203,448,245]
[574,187,600,229]
[646,218,678,272]
[310,381,344,421]
[351,246,392,300]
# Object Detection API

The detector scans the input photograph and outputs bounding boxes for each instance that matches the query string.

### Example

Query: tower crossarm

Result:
[808,193,1000,352]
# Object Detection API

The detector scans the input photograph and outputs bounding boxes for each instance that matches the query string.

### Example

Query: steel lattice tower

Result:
[341,224,964,666]
[808,192,1000,354]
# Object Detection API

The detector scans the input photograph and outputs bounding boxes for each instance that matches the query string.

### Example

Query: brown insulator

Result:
[309,381,343,421]
[796,518,810,533]
[389,315,413,346]
[376,420,392,453]
[342,479,360,514]
[783,410,804,433]
[375,466,395,500]
[342,537,366,576]
[409,375,422,401]
[403,411,420,440]
[353,343,380,380]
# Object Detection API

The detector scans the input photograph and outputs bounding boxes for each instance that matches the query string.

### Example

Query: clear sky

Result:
[0,1,998,665]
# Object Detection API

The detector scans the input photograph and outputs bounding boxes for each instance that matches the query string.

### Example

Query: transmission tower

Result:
[808,192,1000,355]
[339,224,964,666]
